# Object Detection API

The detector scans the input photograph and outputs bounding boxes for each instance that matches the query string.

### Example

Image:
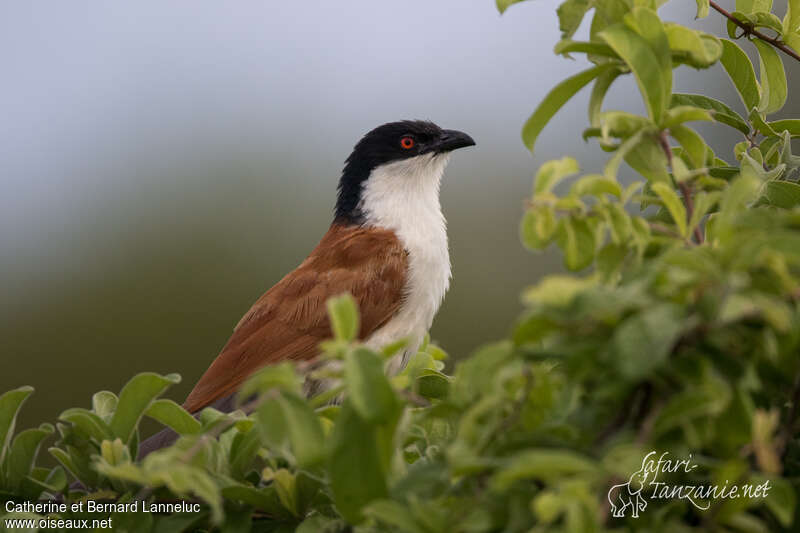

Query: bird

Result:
[138,120,474,457]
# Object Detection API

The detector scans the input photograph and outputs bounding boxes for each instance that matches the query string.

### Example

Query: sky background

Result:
[1,1,798,428]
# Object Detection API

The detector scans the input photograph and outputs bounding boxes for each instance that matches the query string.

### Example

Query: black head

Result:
[334,120,475,223]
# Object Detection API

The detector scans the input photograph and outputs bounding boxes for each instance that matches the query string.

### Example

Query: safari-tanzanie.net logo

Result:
[607,451,773,518]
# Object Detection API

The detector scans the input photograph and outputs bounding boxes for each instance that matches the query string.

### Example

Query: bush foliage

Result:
[3,0,800,531]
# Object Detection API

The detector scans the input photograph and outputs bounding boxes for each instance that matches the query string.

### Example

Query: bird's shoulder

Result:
[235,223,408,333]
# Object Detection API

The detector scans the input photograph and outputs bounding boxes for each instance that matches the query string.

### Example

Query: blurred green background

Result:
[1,1,797,429]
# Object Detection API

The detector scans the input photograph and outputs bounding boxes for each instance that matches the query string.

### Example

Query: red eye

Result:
[400,136,415,149]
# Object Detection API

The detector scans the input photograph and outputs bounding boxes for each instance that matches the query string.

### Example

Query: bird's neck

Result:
[358,154,452,362]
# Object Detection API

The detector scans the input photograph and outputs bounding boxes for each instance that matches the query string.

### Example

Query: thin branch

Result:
[709,0,800,63]
[679,181,704,244]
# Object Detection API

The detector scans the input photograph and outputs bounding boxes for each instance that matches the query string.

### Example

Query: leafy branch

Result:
[709,0,800,63]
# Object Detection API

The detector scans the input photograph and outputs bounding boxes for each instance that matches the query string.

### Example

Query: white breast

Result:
[357,153,452,372]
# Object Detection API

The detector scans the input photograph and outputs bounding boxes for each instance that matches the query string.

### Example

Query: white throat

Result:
[358,153,452,370]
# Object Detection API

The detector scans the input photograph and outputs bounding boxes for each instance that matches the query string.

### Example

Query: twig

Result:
[679,181,704,244]
[709,0,800,63]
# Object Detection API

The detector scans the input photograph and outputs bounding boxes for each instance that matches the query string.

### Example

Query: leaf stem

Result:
[708,0,800,63]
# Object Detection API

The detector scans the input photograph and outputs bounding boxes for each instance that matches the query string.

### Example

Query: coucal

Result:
[139,120,474,457]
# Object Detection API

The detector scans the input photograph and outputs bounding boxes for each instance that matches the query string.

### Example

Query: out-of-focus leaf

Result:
[327,293,359,342]
[520,205,557,250]
[758,181,800,208]
[557,217,596,271]
[490,449,598,490]
[276,392,325,469]
[239,362,303,401]
[613,303,685,379]
[720,39,760,111]
[753,39,787,115]
[364,500,423,533]
[652,182,688,237]
[533,157,580,196]
[0,386,34,466]
[345,347,400,422]
[670,93,750,134]
[523,64,616,153]
[328,401,389,524]
[569,174,622,198]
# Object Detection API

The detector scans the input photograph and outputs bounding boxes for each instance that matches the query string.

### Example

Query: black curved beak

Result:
[436,129,476,153]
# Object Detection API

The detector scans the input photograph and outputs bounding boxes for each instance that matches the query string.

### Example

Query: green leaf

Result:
[651,182,688,237]
[670,93,750,134]
[736,0,772,14]
[59,408,114,442]
[569,174,622,198]
[277,392,325,468]
[415,370,451,400]
[688,191,721,236]
[522,64,616,153]
[554,40,617,58]
[496,0,528,14]
[110,372,180,443]
[695,0,710,18]
[145,399,202,435]
[624,132,671,183]
[613,303,685,379]
[663,106,712,128]
[769,119,800,136]
[0,386,33,467]
[605,130,646,179]
[364,500,423,533]
[670,124,708,169]
[604,203,633,244]
[664,24,722,68]
[753,39,787,114]
[557,217,596,271]
[589,67,624,127]
[239,362,302,400]
[345,347,400,422]
[328,401,390,524]
[720,39,760,111]
[490,449,598,490]
[599,111,650,140]
[327,293,359,342]
[4,424,54,490]
[601,8,671,123]
[557,0,591,39]
[520,205,557,250]
[758,181,800,208]
[534,157,580,195]
[522,275,596,307]
[92,391,118,420]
